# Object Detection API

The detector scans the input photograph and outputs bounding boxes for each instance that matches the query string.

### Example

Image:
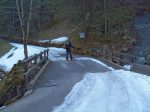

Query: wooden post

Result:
[131,56,134,63]
[120,54,123,66]
[34,54,37,64]
[40,52,43,60]
[24,75,28,91]
[101,50,103,58]
[44,51,46,57]
[105,50,108,59]
[110,51,113,62]
[24,62,28,73]
[96,51,98,57]
[46,49,49,57]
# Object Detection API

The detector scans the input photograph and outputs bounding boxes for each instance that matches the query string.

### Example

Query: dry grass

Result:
[0,39,12,57]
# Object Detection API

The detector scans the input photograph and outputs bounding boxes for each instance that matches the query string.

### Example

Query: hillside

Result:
[0,39,12,57]
[31,0,150,52]
[0,0,150,52]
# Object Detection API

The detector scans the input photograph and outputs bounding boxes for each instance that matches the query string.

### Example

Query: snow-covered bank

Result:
[0,43,67,71]
[39,37,68,44]
[39,40,49,43]
[51,37,68,44]
[53,70,150,112]
[0,43,46,71]
[123,64,131,70]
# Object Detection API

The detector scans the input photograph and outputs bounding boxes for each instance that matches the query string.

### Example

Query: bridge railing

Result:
[0,49,49,106]
[93,49,136,66]
[92,49,150,76]
[23,49,49,89]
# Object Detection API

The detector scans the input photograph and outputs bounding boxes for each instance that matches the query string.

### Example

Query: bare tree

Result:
[16,0,33,59]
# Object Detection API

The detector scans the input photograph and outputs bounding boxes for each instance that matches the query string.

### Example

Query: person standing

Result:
[65,41,74,60]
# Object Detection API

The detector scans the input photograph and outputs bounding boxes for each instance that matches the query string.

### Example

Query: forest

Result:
[0,0,149,51]
[0,0,135,36]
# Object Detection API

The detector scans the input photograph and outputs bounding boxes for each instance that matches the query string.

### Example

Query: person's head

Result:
[66,40,71,44]
[65,41,69,44]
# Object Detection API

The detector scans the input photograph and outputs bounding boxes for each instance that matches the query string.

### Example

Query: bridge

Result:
[0,51,111,112]
[1,44,150,112]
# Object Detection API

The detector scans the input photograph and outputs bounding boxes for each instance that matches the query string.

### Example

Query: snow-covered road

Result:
[53,70,150,112]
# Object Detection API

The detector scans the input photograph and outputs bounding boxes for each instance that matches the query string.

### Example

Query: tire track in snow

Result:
[53,70,150,112]
[118,71,150,112]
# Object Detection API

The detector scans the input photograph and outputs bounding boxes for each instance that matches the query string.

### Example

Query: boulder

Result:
[137,56,146,64]
[146,55,150,65]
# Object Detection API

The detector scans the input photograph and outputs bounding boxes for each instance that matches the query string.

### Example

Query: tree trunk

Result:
[16,0,33,59]
[24,0,33,59]
[16,0,28,59]
[37,5,41,31]
[82,0,86,33]
[88,0,93,26]
[104,0,107,38]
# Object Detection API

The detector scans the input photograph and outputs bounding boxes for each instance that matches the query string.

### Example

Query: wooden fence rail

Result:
[92,49,150,76]
[23,49,49,90]
[93,49,136,66]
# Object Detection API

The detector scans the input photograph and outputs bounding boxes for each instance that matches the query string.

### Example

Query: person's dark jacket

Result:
[65,42,74,52]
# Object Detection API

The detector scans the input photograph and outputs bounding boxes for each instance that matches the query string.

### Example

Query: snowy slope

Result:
[0,43,46,71]
[39,40,49,43]
[39,37,68,44]
[53,70,150,112]
[0,43,67,71]
[51,37,68,44]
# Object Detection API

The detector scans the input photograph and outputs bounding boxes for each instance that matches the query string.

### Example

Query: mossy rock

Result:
[0,61,24,96]
[4,96,18,106]
[146,55,150,64]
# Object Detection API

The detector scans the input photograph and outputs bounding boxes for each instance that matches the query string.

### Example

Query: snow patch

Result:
[123,65,132,70]
[39,40,49,43]
[48,47,66,61]
[51,37,68,44]
[0,43,46,71]
[53,70,150,112]
[0,106,6,110]
[76,57,114,70]
[0,43,67,71]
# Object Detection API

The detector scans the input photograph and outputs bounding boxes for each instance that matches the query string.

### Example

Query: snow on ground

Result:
[123,64,132,70]
[39,37,68,44]
[0,106,6,110]
[77,57,114,70]
[0,43,46,71]
[53,70,150,112]
[0,43,67,71]
[51,37,68,44]
[48,47,66,61]
[39,40,49,43]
